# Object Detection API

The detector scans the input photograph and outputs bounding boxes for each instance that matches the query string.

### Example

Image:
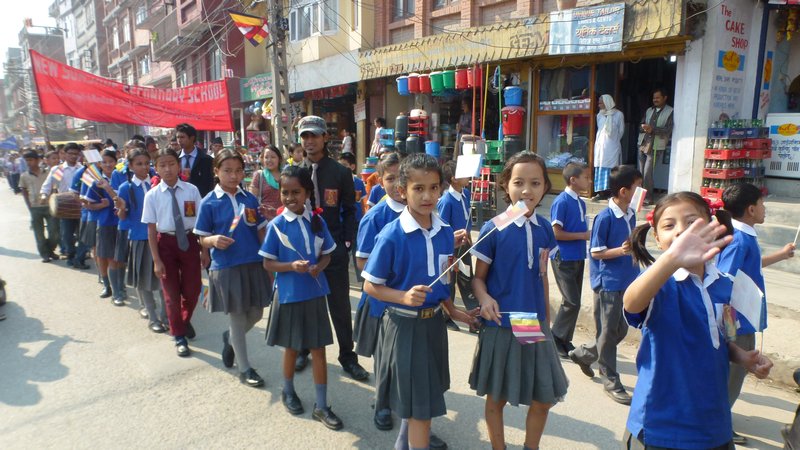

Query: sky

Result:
[1,0,57,63]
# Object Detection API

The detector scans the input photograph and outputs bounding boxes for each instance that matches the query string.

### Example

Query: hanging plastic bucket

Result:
[502,106,526,136]
[455,69,469,90]
[468,66,483,88]
[397,76,409,96]
[503,86,523,106]
[407,73,421,94]
[442,70,456,89]
[425,141,440,158]
[418,74,432,94]
[430,72,444,93]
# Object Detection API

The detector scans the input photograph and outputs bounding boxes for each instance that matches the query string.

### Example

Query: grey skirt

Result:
[375,308,449,420]
[113,229,129,263]
[354,299,382,358]
[126,240,159,291]
[95,225,117,259]
[79,220,97,247]
[469,323,569,407]
[266,296,333,350]
[207,262,272,314]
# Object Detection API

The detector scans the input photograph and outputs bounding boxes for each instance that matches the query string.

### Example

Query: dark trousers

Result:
[29,206,59,258]
[157,233,201,338]
[572,289,628,391]
[75,219,92,263]
[302,244,357,366]
[60,218,80,260]
[638,150,654,199]
[8,172,20,193]
[449,245,478,310]
[623,430,734,450]
[550,256,585,344]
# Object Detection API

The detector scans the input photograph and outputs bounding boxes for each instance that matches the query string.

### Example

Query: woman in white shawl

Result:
[592,94,625,200]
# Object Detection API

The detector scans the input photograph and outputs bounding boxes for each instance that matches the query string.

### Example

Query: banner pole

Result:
[41,114,52,149]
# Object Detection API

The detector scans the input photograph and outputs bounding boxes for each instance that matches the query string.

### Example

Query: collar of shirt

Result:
[158,179,185,193]
[282,206,311,223]
[512,209,540,228]
[179,148,198,160]
[213,184,246,210]
[672,261,724,349]
[731,218,757,237]
[399,207,445,238]
[386,196,405,213]
[608,198,634,220]
[131,175,149,187]
[564,186,579,200]
[447,186,463,201]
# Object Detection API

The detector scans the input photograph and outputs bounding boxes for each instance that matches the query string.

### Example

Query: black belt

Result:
[386,305,442,319]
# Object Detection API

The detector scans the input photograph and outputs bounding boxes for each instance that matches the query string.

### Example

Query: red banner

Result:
[30,50,234,131]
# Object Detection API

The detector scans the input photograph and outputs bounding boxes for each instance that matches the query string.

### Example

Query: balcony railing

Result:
[150,8,180,61]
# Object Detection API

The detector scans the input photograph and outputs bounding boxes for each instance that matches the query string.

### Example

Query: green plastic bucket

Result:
[430,72,444,93]
[442,70,456,89]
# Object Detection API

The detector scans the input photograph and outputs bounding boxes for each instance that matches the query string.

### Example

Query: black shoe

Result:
[41,257,51,263]
[373,409,393,431]
[429,433,448,450]
[185,322,196,340]
[553,337,575,359]
[445,317,460,332]
[313,404,343,430]
[112,298,125,307]
[176,339,191,357]
[239,368,264,387]
[74,262,90,270]
[732,431,748,445]
[222,330,235,368]
[295,353,309,372]
[568,350,595,378]
[99,286,112,298]
[342,361,369,381]
[139,308,149,319]
[281,390,304,415]
[605,388,632,405]
[148,321,166,333]
[66,259,75,267]
[49,252,60,260]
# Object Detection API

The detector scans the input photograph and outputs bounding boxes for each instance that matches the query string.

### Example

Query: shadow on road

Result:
[0,302,77,406]
[734,411,786,450]
[0,246,40,261]
[739,389,799,411]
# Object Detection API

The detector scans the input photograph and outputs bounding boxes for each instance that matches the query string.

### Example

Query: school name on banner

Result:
[30,50,234,131]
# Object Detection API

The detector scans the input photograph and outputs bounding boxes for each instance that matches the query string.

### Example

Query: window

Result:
[289,0,338,42]
[432,0,456,10]
[393,0,414,20]
[136,6,147,25]
[352,0,359,29]
[176,63,187,87]
[111,25,119,49]
[122,16,131,43]
[83,48,94,71]
[209,48,222,80]
[139,55,150,76]
[86,2,94,25]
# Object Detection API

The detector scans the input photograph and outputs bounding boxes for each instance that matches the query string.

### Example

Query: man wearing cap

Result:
[295,115,367,381]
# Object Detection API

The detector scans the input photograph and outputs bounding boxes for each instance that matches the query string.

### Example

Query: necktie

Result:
[169,186,189,251]
[183,155,191,169]
[311,163,321,209]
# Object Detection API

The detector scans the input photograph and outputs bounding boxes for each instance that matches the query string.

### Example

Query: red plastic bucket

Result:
[407,73,420,94]
[418,74,432,94]
[468,66,483,88]
[502,106,526,136]
[455,69,469,90]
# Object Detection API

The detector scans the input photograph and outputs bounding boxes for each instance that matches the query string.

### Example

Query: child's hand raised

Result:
[780,242,796,260]
[291,260,310,273]
[479,298,502,326]
[401,285,431,307]
[663,219,732,269]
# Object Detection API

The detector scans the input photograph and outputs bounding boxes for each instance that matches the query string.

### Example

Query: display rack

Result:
[471,167,496,229]
[701,127,771,199]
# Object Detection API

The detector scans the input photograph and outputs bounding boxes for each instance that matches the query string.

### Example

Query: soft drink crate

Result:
[743,127,769,138]
[708,128,747,139]
[742,139,771,150]
[703,168,745,179]
[705,149,745,160]
[701,187,724,200]
[743,166,766,177]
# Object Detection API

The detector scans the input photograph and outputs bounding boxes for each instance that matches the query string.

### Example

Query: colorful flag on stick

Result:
[52,166,64,182]
[228,203,245,234]
[81,170,96,187]
[508,312,546,345]
[198,284,209,308]
[631,186,647,213]
[229,10,269,47]
[86,164,104,181]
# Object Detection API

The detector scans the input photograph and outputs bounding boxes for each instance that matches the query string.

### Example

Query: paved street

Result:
[0,186,797,449]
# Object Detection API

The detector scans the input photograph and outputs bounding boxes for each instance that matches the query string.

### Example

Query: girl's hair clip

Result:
[312,207,323,216]
[702,197,724,215]
[646,210,655,227]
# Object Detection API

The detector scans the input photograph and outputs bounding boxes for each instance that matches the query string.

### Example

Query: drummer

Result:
[20,150,59,263]
[41,143,82,263]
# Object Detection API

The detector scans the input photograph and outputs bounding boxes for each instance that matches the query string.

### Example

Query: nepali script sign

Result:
[30,50,234,131]
[548,3,625,55]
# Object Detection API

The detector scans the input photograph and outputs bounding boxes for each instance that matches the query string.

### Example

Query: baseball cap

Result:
[297,116,327,136]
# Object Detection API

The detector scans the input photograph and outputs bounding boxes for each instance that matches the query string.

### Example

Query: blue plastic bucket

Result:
[397,76,409,96]
[425,141,440,157]
[504,86,523,106]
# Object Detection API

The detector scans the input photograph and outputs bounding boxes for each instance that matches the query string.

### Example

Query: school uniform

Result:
[437,185,478,311]
[141,179,203,338]
[716,219,765,407]
[84,176,118,259]
[361,208,454,420]
[367,184,385,207]
[623,262,734,450]
[194,185,272,314]
[349,174,367,282]
[119,177,159,291]
[549,186,589,345]
[260,207,336,350]
[353,196,404,357]
[70,167,98,259]
[469,209,568,406]
[571,199,638,392]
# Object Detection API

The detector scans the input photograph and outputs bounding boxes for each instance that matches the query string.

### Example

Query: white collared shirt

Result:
[731,218,758,237]
[281,206,314,254]
[131,175,150,191]
[512,210,540,269]
[608,198,635,234]
[447,186,470,223]
[141,179,203,233]
[212,184,247,211]
[40,162,79,195]
[399,207,446,276]
[564,186,585,222]
[179,148,198,169]
[671,262,726,349]
[385,196,405,213]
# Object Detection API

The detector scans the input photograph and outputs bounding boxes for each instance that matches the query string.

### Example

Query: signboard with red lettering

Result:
[709,0,752,121]
[548,3,625,56]
[30,50,234,131]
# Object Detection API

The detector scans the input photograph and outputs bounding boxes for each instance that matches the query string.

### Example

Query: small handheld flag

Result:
[275,228,322,288]
[52,166,64,182]
[508,312,546,345]
[631,186,647,213]
[198,284,209,308]
[229,10,269,47]
[86,163,104,181]
[228,203,245,234]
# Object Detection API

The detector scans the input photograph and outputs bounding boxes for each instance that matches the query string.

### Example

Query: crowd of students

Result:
[7,115,796,449]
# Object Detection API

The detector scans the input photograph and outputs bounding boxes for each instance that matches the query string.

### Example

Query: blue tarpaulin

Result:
[0,137,19,150]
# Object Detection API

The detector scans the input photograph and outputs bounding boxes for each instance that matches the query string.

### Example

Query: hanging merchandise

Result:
[504,86,524,107]
[419,74,432,94]
[468,65,483,89]
[430,72,444,94]
[501,106,526,136]
[443,70,456,89]
[408,73,421,94]
[397,76,410,96]
[455,68,469,90]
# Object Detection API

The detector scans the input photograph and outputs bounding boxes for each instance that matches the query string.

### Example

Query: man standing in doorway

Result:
[637,88,673,205]
[176,123,214,198]
[296,115,368,382]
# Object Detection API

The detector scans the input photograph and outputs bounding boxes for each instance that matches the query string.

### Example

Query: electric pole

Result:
[267,0,292,151]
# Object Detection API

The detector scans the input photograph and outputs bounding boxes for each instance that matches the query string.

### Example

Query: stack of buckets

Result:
[361,156,379,182]
[502,86,526,159]
[398,66,482,96]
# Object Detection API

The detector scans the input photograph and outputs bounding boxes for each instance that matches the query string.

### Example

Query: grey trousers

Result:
[29,206,58,258]
[728,332,756,407]
[550,256,585,344]
[637,150,654,199]
[572,289,628,391]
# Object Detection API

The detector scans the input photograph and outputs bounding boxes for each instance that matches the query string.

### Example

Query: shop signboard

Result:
[709,0,751,121]
[354,100,366,122]
[548,3,625,56]
[765,113,800,179]
[241,73,273,103]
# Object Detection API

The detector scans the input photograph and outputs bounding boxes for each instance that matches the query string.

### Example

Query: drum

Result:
[49,192,81,220]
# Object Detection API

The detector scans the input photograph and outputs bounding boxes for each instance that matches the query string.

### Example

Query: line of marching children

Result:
[48,117,793,448]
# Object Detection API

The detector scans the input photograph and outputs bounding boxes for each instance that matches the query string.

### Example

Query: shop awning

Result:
[359,0,686,80]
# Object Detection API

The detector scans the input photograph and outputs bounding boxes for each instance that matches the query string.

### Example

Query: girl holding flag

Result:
[469,152,568,450]
[195,149,272,388]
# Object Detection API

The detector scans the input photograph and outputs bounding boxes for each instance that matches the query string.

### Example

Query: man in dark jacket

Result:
[176,123,214,197]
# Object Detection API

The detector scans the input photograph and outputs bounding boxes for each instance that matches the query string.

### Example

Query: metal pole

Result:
[267,0,292,151]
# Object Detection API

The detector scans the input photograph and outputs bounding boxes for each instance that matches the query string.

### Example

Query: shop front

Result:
[305,83,358,155]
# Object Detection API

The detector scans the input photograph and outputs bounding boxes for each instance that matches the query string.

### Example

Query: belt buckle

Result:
[420,308,434,319]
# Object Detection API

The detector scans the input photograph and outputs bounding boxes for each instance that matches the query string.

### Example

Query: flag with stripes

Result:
[229,10,269,47]
[508,312,546,345]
